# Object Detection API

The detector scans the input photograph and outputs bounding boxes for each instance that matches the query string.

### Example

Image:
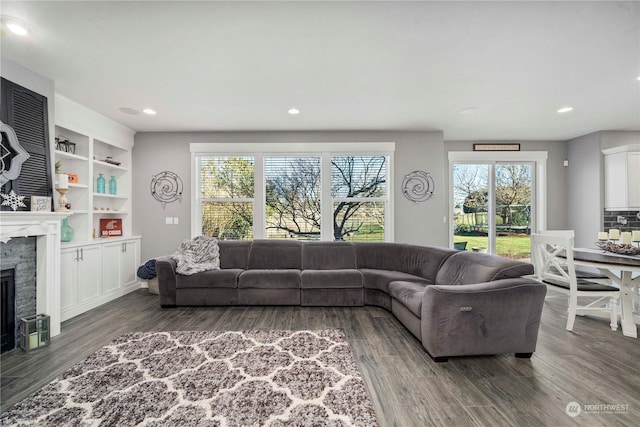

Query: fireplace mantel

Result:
[0,211,71,337]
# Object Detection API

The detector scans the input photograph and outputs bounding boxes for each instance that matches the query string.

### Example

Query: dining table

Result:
[573,247,640,338]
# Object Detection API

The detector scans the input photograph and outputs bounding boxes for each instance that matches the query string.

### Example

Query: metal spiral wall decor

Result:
[402,170,434,203]
[150,171,183,208]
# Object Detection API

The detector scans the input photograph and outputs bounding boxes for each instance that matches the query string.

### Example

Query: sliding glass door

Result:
[452,161,535,259]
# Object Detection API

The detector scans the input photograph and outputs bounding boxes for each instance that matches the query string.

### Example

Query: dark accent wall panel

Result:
[0,78,52,210]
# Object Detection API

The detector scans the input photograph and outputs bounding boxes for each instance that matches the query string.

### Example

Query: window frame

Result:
[447,151,548,251]
[197,155,255,240]
[191,142,395,241]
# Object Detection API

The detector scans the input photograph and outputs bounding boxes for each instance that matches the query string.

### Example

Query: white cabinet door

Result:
[77,245,102,304]
[61,244,102,321]
[604,152,627,209]
[603,146,640,210]
[121,239,139,287]
[628,152,640,208]
[102,242,122,295]
[60,248,78,312]
[102,239,140,294]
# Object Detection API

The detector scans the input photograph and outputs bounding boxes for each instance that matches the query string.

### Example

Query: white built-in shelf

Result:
[55,94,134,244]
[93,159,128,171]
[93,193,128,199]
[93,210,129,215]
[55,150,89,161]
[55,182,89,189]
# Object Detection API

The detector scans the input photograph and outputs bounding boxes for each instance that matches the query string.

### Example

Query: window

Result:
[265,156,321,239]
[198,156,254,240]
[192,143,394,241]
[448,151,547,258]
[331,156,387,241]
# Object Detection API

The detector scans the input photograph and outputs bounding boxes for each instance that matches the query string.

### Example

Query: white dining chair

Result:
[530,233,620,331]
[538,230,610,283]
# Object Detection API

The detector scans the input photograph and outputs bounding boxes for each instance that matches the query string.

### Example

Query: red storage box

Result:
[100,218,122,237]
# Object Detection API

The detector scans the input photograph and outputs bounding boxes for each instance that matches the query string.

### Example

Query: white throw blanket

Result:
[170,236,220,275]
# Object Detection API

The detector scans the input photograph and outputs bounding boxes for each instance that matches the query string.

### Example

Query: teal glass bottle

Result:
[109,175,117,195]
[96,173,106,194]
[60,218,73,242]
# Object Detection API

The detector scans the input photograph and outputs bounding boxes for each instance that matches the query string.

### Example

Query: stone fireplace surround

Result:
[0,212,70,339]
[1,237,36,351]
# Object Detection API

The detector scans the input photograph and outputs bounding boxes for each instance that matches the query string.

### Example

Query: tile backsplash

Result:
[603,210,640,232]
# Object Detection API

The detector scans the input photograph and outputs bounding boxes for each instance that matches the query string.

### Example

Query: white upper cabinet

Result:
[603,144,640,210]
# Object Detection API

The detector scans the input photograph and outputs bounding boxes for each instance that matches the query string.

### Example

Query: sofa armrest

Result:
[156,255,178,307]
[420,278,547,358]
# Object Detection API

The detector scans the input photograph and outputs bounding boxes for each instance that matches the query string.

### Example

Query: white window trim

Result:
[191,142,395,241]
[191,142,395,154]
[447,151,547,249]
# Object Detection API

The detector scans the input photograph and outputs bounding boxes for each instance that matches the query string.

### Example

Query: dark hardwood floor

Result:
[2,288,639,426]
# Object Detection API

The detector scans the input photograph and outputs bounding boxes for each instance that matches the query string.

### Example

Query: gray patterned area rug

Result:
[1,330,379,426]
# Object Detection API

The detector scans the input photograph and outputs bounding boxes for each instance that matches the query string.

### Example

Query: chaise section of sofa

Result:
[388,250,540,361]
[420,278,546,361]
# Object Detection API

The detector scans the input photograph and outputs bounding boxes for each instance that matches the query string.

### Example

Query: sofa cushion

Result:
[301,269,362,289]
[302,242,357,270]
[218,240,252,269]
[389,281,427,317]
[360,268,428,292]
[301,288,363,306]
[247,240,302,269]
[238,289,300,305]
[435,251,534,286]
[176,269,242,289]
[238,270,301,289]
[354,242,453,282]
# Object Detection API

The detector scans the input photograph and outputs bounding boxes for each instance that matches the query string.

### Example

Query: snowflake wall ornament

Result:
[1,190,27,211]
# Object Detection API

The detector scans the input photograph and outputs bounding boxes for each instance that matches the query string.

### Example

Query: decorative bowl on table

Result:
[595,241,640,256]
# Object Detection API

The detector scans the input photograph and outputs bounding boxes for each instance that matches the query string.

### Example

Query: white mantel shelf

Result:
[0,211,71,239]
[0,211,72,338]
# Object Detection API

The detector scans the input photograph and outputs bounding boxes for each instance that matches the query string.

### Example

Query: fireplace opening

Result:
[1,268,16,353]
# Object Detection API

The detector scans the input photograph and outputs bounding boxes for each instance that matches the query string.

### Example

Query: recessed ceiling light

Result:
[557,107,574,113]
[1,16,33,36]
[288,108,301,115]
[637,75,640,81]
[142,108,157,115]
[458,107,479,115]
[119,107,140,115]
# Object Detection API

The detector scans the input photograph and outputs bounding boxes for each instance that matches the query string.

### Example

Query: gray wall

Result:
[133,131,447,261]
[444,140,568,231]
[0,56,56,178]
[565,132,602,248]
[566,130,640,248]
[600,130,640,150]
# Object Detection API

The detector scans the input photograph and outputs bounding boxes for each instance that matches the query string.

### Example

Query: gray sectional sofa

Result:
[156,240,547,362]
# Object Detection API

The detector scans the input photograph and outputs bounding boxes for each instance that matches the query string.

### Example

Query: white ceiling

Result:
[1,0,639,141]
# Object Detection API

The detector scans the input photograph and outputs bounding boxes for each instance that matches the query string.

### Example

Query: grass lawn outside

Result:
[454,235,531,259]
